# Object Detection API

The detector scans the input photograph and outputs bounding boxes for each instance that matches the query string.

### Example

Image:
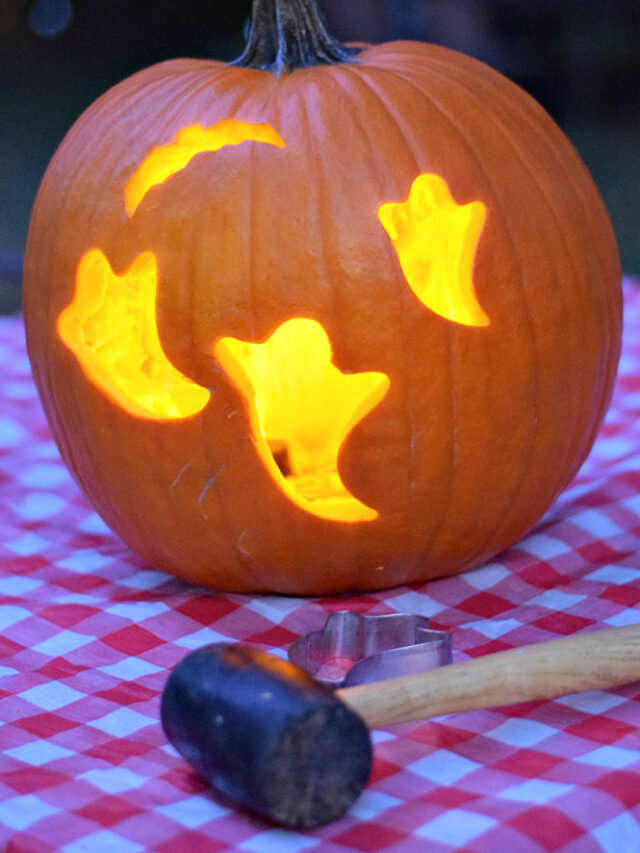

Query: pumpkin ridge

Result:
[471,86,613,486]
[236,108,295,590]
[246,115,260,343]
[37,66,215,288]
[336,63,458,551]
[472,71,622,460]
[398,63,592,560]
[431,80,560,561]
[123,69,241,207]
[35,96,172,516]
[415,52,618,331]
[389,60,583,557]
[398,55,621,556]
[28,64,165,435]
[421,54,621,493]
[347,61,539,565]
[366,46,620,406]
[138,72,281,366]
[321,64,444,552]
[296,75,376,544]
[30,68,241,566]
[297,80,336,337]
[183,85,287,591]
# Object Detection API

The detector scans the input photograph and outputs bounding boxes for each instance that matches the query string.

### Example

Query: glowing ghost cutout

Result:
[378,173,489,327]
[58,249,210,419]
[59,126,483,523]
[125,120,285,216]
[215,319,390,522]
[60,118,286,420]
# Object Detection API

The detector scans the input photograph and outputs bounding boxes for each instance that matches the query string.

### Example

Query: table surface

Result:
[2,281,640,853]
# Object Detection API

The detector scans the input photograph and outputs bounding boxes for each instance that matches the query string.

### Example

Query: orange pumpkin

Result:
[23,0,621,594]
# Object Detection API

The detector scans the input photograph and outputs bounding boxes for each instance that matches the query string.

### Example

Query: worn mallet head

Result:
[162,624,640,827]
[161,644,372,828]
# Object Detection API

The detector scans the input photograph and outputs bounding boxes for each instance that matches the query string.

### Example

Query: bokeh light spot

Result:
[29,0,73,38]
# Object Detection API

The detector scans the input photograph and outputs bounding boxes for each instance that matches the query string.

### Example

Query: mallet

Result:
[161,622,640,828]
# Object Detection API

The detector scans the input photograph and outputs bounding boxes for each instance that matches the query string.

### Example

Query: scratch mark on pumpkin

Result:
[198,436,250,518]
[237,530,250,558]
[198,459,229,516]
[171,462,192,492]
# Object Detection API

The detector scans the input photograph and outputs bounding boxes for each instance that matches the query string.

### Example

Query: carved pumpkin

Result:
[23,0,621,594]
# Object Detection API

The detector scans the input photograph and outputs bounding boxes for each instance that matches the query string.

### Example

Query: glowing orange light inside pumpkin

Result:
[215,319,390,522]
[58,249,210,419]
[61,119,482,524]
[378,173,489,327]
[125,120,286,216]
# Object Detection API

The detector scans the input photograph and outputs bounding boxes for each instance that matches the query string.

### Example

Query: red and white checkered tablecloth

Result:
[2,280,640,853]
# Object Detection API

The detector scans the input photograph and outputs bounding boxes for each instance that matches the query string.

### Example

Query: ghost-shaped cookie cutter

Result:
[288,610,452,688]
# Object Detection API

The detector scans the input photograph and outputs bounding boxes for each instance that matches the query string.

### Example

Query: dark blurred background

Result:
[1,0,638,313]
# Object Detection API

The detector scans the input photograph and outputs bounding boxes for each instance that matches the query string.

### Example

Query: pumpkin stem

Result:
[232,0,361,74]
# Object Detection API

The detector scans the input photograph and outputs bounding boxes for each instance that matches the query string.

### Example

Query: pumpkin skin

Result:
[23,37,621,594]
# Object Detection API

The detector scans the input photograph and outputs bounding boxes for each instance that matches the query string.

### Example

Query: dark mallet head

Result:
[161,644,373,828]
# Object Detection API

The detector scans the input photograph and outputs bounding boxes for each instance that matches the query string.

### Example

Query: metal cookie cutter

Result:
[288,610,452,688]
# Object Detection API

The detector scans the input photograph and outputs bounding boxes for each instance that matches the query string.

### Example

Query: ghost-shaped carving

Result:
[58,120,489,524]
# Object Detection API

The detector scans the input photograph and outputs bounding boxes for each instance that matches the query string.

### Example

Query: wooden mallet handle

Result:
[339,623,640,728]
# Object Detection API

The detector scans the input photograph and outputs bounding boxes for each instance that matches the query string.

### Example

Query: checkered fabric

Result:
[2,280,640,853]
